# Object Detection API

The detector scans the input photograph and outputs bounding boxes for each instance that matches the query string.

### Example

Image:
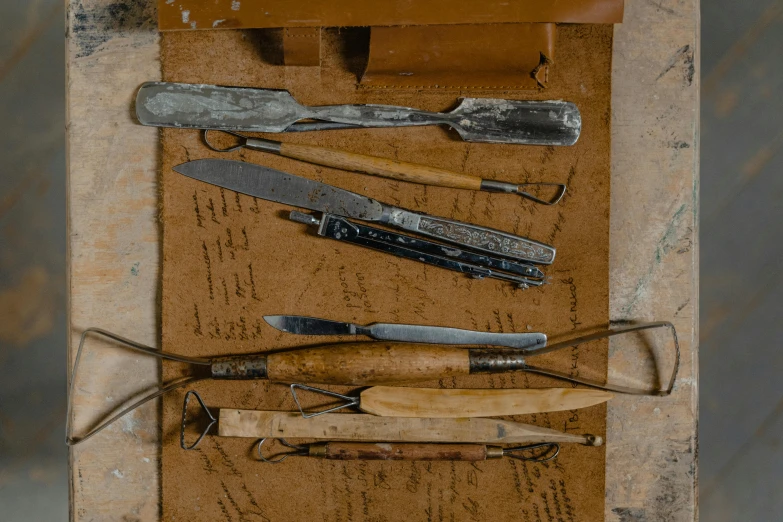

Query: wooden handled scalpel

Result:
[203,130,566,205]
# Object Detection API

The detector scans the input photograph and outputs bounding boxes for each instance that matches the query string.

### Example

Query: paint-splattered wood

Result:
[66,0,698,520]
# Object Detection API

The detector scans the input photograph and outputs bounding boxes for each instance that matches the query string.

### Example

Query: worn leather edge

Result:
[158,0,624,31]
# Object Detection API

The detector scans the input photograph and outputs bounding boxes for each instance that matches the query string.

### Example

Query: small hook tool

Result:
[255,438,561,464]
[204,129,567,205]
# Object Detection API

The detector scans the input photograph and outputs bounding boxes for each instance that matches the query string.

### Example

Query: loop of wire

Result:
[256,438,309,464]
[503,442,561,462]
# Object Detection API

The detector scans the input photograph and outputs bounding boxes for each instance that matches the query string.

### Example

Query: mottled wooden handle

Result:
[315,442,489,461]
[266,343,470,385]
[280,142,482,190]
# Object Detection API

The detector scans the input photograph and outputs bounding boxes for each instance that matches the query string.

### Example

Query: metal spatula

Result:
[135,81,581,146]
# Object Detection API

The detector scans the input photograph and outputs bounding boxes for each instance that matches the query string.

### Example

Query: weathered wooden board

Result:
[66,0,698,519]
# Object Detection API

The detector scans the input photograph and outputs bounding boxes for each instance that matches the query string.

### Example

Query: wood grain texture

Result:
[317,442,491,461]
[360,386,613,417]
[66,0,699,520]
[267,343,470,385]
[218,410,594,444]
[606,0,699,520]
[66,1,161,520]
[279,142,484,190]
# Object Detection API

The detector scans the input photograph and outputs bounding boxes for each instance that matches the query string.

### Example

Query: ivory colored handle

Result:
[218,411,599,445]
[266,343,470,385]
[317,442,489,461]
[280,142,483,190]
[360,387,613,417]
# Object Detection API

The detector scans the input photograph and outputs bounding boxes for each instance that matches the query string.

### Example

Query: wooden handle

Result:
[360,387,613,417]
[266,343,470,385]
[316,442,489,461]
[280,142,483,190]
[218,411,599,445]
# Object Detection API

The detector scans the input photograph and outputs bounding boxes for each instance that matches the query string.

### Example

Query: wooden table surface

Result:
[66,1,699,520]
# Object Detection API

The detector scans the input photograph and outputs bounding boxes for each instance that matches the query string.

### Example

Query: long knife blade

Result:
[173,159,555,264]
[173,159,384,220]
[264,314,547,350]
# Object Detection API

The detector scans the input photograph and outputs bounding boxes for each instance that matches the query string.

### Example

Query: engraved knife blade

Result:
[172,159,555,264]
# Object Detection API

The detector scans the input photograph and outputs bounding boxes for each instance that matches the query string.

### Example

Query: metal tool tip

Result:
[289,211,321,226]
[262,315,284,328]
[585,435,604,447]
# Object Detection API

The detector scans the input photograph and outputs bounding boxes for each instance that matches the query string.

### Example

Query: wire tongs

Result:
[67,322,679,446]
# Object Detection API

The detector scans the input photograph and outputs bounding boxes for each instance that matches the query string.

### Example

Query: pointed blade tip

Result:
[262,315,286,331]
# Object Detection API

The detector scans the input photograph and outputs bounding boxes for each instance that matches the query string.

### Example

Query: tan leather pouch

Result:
[360,23,555,91]
[158,0,621,86]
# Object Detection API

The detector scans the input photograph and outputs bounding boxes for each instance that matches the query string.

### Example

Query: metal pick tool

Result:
[254,438,561,464]
[203,129,567,206]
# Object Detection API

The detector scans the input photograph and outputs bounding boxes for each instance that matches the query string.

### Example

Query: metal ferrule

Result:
[309,443,329,458]
[210,355,268,379]
[485,446,505,459]
[468,349,528,374]
[480,180,518,194]
[244,137,282,154]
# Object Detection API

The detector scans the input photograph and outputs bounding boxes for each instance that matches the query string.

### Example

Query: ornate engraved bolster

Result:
[380,207,555,265]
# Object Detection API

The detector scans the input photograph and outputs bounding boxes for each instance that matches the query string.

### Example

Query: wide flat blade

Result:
[360,387,613,418]
[451,99,581,145]
[264,315,355,336]
[135,82,307,132]
[173,159,384,220]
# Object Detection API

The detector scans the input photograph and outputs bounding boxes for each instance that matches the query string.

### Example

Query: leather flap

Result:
[360,24,555,91]
[159,0,624,31]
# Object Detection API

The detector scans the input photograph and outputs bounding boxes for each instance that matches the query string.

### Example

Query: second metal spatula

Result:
[264,315,547,349]
[135,82,581,146]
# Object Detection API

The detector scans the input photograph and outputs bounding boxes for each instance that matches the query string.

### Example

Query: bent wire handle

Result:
[523,321,680,396]
[66,328,210,446]
[180,390,218,450]
[516,183,567,206]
